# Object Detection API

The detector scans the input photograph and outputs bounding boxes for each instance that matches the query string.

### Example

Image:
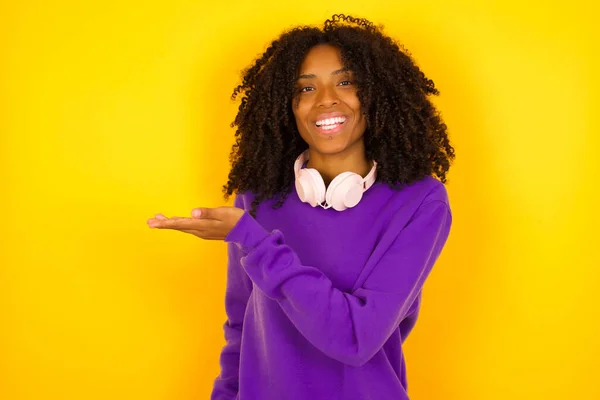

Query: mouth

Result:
[314,115,347,136]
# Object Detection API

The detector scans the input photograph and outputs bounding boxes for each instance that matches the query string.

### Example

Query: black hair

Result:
[223,14,455,216]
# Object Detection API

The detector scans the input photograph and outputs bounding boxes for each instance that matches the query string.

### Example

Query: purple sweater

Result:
[210,176,452,400]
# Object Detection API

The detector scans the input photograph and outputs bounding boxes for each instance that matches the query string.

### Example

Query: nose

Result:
[316,85,338,108]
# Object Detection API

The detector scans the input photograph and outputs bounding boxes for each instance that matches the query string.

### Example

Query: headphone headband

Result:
[294,150,377,190]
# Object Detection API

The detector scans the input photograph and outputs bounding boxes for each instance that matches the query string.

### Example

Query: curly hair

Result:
[223,14,455,216]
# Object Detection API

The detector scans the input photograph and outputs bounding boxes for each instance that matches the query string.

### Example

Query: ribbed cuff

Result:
[224,211,271,254]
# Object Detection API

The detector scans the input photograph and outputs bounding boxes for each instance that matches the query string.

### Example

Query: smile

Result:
[315,116,347,129]
[314,116,347,136]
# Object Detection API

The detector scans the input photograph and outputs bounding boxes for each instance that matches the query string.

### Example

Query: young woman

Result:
[148,14,455,400]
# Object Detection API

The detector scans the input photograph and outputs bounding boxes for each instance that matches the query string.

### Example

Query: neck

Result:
[306,144,371,187]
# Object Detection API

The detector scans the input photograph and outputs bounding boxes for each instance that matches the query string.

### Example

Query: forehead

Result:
[298,44,345,73]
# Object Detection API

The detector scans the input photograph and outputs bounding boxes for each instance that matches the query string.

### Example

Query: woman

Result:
[148,14,455,400]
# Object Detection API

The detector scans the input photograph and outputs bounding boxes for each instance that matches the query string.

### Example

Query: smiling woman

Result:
[220,14,454,216]
[292,45,369,180]
[148,13,455,400]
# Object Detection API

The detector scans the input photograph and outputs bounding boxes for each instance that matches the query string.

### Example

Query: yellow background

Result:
[1,0,598,399]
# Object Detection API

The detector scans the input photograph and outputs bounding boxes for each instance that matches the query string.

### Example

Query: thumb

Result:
[191,207,216,219]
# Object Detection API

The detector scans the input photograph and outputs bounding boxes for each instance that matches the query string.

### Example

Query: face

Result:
[292,44,367,156]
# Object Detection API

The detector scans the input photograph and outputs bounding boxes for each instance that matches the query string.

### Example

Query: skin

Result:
[147,207,244,240]
[293,44,370,186]
[148,44,371,239]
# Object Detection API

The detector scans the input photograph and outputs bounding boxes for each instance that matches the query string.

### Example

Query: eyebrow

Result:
[297,67,350,80]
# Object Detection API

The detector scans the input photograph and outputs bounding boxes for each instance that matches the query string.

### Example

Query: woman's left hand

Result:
[147,206,245,241]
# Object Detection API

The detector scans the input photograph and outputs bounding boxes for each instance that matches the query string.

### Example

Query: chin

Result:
[299,122,365,156]
[309,138,355,155]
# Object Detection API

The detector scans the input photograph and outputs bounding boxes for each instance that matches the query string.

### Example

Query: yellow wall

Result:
[1,1,598,399]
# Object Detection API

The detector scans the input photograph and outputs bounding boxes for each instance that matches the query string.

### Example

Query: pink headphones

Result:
[294,150,378,211]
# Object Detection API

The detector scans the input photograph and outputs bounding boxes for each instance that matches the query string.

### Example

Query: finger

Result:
[147,217,178,227]
[147,218,161,227]
[147,215,186,227]
[191,208,204,218]
[150,217,220,230]
[191,207,222,220]
[152,214,185,221]
[169,218,221,230]
[169,217,194,233]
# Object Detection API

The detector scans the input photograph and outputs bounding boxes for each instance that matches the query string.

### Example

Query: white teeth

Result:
[316,116,346,126]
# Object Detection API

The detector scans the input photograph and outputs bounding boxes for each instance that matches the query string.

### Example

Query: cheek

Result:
[350,104,367,134]
[292,102,311,126]
[340,91,361,113]
[352,115,366,138]
[347,98,365,127]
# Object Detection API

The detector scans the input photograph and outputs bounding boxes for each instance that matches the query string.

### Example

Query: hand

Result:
[146,206,245,241]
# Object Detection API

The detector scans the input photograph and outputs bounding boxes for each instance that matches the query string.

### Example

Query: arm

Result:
[225,200,452,368]
[211,196,253,400]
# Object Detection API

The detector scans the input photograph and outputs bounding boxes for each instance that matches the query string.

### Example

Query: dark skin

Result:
[222,14,455,218]
[147,44,372,238]
[293,44,371,185]
[147,207,244,241]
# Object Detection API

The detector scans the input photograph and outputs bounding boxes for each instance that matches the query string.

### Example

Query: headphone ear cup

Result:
[326,172,364,211]
[296,168,326,207]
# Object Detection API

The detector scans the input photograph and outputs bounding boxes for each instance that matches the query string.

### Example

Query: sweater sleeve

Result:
[210,196,253,400]
[225,200,452,368]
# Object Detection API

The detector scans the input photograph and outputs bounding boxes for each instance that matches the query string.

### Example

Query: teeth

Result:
[316,116,346,126]
[321,124,337,130]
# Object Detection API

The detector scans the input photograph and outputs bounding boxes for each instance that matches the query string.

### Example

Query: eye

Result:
[339,80,353,86]
[298,86,314,93]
